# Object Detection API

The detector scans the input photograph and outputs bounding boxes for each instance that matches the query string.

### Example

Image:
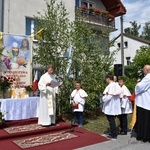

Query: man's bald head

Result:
[143,65,150,75]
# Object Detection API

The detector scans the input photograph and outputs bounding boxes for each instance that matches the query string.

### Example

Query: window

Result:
[80,0,94,8]
[117,43,121,48]
[117,42,128,48]
[26,17,37,36]
[124,41,128,48]
[75,0,79,7]
[126,57,131,65]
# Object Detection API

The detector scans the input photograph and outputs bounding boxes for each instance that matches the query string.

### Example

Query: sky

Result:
[110,0,150,40]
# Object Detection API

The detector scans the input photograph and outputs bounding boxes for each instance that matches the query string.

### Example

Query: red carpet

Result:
[0,119,109,150]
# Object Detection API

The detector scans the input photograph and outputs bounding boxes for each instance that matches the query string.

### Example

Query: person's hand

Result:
[46,82,51,86]
[72,102,78,107]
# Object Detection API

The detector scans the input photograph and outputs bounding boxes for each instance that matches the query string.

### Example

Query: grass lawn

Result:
[83,113,132,134]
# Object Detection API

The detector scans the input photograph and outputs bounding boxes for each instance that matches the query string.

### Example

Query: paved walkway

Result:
[76,132,150,150]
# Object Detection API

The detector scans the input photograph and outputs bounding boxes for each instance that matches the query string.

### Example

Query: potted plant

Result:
[101,10,109,16]
[0,111,8,129]
[0,112,5,123]
[0,76,14,98]
[80,4,86,11]
[94,8,101,15]
[89,6,95,13]
[25,85,33,97]
[108,14,115,20]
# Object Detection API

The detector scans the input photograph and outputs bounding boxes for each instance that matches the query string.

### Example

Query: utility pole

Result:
[120,15,124,75]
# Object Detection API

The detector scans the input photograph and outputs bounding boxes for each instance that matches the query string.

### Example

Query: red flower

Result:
[24,85,33,92]
[80,4,86,10]
[94,8,101,14]
[0,75,11,90]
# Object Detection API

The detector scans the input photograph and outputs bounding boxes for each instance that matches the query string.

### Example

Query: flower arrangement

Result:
[0,111,8,123]
[108,14,115,20]
[89,6,95,12]
[94,8,101,14]
[101,10,109,15]
[80,4,86,11]
[25,85,33,92]
[0,75,14,90]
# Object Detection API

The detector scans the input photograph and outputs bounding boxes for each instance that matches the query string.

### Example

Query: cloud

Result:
[110,0,150,39]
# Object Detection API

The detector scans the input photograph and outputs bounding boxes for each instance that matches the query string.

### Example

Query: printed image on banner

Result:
[1,34,31,87]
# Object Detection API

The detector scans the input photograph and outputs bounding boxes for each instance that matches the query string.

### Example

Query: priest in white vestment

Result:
[71,81,88,127]
[38,65,60,126]
[135,65,150,142]
[102,74,121,139]
[118,77,132,135]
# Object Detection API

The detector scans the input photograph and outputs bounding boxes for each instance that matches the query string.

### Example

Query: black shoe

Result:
[41,125,51,127]
[107,135,117,139]
[51,123,56,126]
[120,132,127,135]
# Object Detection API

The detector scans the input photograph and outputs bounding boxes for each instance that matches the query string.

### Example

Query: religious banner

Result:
[1,33,32,87]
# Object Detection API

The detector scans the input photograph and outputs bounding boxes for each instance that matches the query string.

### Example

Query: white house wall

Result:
[110,36,149,66]
[3,0,75,35]
[57,0,75,22]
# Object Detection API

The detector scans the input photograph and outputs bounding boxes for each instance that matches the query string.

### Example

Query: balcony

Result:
[75,7,116,32]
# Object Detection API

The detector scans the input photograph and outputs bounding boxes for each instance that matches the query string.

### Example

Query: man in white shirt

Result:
[135,65,150,142]
[102,74,122,139]
[71,81,88,127]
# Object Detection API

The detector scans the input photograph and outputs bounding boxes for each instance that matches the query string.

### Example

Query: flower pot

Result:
[0,89,11,99]
[28,91,33,97]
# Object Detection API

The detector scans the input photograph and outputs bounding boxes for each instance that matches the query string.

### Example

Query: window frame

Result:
[25,17,37,41]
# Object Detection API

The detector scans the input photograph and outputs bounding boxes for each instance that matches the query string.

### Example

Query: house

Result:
[0,0,75,36]
[0,0,126,40]
[0,0,126,87]
[110,33,150,66]
[75,0,126,51]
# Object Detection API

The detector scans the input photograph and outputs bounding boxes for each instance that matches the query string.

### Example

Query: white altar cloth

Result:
[0,97,40,120]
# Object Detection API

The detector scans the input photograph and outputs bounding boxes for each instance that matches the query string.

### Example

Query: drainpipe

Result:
[120,15,124,75]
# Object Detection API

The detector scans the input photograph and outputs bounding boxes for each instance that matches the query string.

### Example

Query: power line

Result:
[123,20,147,25]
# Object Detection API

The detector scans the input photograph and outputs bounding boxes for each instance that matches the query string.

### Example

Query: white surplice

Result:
[102,82,122,115]
[120,85,132,114]
[38,72,59,126]
[71,89,88,112]
[135,73,150,110]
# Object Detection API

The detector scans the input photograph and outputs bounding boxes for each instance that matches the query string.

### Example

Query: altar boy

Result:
[71,81,88,127]
[102,74,121,139]
[118,77,132,135]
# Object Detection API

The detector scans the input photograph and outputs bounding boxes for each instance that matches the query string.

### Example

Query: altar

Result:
[0,97,40,121]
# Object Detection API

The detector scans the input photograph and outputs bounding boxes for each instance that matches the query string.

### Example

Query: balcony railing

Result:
[75,8,115,29]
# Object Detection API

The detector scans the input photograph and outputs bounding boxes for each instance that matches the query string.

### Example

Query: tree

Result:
[141,21,150,40]
[132,46,150,79]
[66,11,115,115]
[124,21,141,37]
[34,0,71,77]
[34,1,115,117]
[124,65,138,93]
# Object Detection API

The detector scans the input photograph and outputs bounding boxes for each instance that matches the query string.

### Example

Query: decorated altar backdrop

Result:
[1,33,32,87]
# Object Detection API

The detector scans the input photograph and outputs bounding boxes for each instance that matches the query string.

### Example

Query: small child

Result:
[118,77,132,135]
[71,81,88,127]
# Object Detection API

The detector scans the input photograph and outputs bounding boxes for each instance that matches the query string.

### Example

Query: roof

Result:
[101,0,126,17]
[111,33,150,45]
